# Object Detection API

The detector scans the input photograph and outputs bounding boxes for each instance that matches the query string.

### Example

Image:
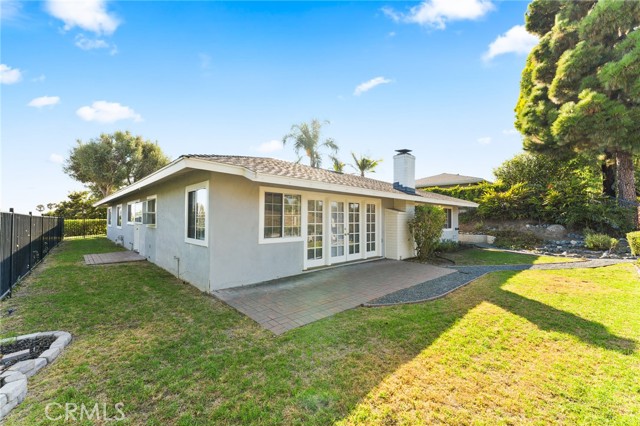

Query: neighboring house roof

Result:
[415,173,488,188]
[95,155,479,208]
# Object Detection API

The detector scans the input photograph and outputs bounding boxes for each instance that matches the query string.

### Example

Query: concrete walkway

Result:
[214,259,454,335]
[365,259,635,306]
[84,251,146,265]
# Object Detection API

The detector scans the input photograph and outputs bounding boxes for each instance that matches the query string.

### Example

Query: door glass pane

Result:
[331,201,344,257]
[366,204,376,252]
[348,202,360,255]
[307,200,323,260]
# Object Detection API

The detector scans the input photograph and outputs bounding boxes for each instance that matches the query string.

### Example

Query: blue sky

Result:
[1,0,537,213]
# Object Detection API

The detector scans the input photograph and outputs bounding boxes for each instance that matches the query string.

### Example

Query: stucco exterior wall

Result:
[209,174,302,290]
[106,170,212,292]
[104,170,463,292]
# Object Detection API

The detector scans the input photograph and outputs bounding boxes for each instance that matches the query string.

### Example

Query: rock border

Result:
[0,331,71,420]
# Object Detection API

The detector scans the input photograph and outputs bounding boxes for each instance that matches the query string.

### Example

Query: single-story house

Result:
[95,150,478,292]
[416,173,489,189]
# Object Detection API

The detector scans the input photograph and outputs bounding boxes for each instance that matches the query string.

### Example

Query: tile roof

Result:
[416,173,487,188]
[184,155,477,207]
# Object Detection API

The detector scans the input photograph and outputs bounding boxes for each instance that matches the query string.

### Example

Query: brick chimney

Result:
[393,149,416,194]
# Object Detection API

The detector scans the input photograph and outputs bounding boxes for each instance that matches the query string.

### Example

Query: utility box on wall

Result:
[384,208,416,260]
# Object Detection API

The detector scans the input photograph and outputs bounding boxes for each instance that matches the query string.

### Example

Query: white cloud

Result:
[76,101,142,123]
[0,64,22,84]
[354,76,391,96]
[255,140,283,153]
[477,136,492,145]
[74,34,118,54]
[483,25,538,61]
[45,0,119,35]
[383,0,494,29]
[49,153,64,164]
[32,74,46,83]
[388,31,396,37]
[502,128,519,135]
[28,96,61,108]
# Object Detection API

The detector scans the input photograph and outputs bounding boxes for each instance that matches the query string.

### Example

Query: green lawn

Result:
[439,247,581,266]
[1,238,638,425]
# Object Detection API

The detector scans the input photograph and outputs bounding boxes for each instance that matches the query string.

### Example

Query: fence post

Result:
[9,208,14,297]
[41,215,44,259]
[28,211,33,270]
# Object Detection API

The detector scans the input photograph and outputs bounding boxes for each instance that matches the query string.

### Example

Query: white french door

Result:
[365,203,378,256]
[305,199,325,268]
[329,201,347,263]
[303,195,379,269]
[346,202,362,261]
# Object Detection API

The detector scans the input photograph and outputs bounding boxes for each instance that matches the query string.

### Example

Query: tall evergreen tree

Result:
[515,0,640,216]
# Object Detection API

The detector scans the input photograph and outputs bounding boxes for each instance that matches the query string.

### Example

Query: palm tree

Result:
[282,119,338,168]
[330,155,345,173]
[351,153,382,177]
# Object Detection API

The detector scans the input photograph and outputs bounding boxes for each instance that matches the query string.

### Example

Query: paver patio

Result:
[84,251,146,265]
[213,259,454,334]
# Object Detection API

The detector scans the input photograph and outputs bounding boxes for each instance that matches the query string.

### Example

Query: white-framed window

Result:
[443,208,452,229]
[261,190,302,242]
[143,196,157,226]
[185,181,208,246]
[107,207,112,226]
[116,205,122,228]
[127,202,136,225]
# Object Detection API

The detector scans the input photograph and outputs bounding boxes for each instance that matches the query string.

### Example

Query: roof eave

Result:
[94,157,478,208]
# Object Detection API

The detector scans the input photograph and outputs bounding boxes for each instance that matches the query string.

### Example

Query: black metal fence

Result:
[0,210,64,300]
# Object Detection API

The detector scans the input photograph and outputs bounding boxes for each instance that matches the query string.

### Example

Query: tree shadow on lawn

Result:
[3,242,637,425]
[285,268,637,422]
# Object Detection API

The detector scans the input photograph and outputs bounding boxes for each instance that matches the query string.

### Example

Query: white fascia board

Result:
[94,159,188,207]
[252,173,477,207]
[93,157,257,207]
[94,156,478,208]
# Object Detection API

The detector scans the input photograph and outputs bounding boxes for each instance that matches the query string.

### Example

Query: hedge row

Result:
[64,219,107,237]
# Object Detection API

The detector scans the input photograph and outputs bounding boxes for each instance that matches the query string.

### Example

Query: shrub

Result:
[408,205,446,261]
[64,219,107,237]
[626,231,640,256]
[436,240,460,253]
[426,182,498,203]
[584,232,618,251]
[492,230,543,250]
[478,183,540,220]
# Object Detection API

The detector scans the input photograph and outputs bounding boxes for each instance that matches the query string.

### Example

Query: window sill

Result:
[258,236,304,245]
[185,237,207,247]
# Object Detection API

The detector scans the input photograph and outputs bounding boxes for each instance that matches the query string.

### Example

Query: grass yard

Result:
[1,238,638,425]
[439,247,580,266]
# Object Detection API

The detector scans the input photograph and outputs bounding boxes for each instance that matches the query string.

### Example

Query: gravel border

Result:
[364,259,633,307]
